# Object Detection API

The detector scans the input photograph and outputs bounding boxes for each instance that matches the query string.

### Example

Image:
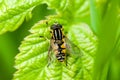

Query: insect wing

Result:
[47,39,57,66]
[65,38,83,57]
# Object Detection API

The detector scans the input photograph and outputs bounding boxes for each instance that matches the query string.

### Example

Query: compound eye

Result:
[57,24,62,28]
[50,23,62,29]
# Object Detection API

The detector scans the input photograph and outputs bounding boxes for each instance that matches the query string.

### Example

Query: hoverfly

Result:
[47,23,81,66]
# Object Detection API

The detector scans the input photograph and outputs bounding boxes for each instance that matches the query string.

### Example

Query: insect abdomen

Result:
[56,52,65,62]
[56,43,66,62]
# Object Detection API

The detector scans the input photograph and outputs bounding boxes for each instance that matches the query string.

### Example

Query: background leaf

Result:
[89,0,120,80]
[0,0,43,34]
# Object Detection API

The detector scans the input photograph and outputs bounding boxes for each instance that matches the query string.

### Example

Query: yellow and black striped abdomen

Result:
[56,40,66,62]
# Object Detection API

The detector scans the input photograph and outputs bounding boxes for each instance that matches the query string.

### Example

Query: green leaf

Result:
[13,17,97,79]
[0,0,43,34]
[44,0,90,23]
